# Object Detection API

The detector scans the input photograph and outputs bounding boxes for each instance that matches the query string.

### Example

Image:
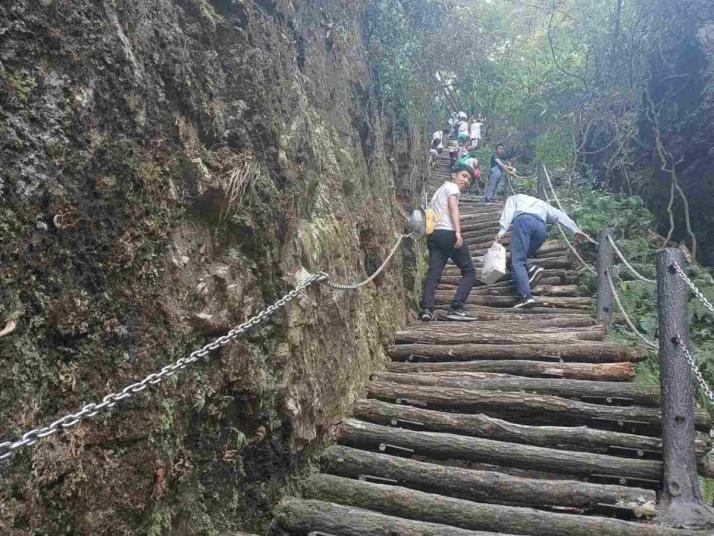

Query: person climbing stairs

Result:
[271,142,714,535]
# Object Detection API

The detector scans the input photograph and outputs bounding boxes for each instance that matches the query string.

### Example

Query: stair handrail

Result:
[0,229,412,462]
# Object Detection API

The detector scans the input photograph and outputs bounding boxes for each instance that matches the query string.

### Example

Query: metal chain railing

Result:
[606,273,658,349]
[672,262,714,316]
[0,272,328,461]
[676,336,714,403]
[0,223,414,462]
[607,235,656,284]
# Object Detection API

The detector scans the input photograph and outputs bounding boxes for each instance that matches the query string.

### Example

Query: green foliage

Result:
[530,130,574,169]
[366,1,442,136]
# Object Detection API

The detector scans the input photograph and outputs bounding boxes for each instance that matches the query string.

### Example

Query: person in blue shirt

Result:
[485,144,515,202]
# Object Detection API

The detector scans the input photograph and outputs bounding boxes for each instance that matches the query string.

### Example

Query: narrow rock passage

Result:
[273,149,713,535]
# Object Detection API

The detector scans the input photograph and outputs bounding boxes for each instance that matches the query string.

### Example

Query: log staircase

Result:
[272,149,713,535]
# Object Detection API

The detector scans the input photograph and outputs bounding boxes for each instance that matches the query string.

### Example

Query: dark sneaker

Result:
[447,306,467,318]
[420,309,435,321]
[513,297,536,309]
[528,266,545,285]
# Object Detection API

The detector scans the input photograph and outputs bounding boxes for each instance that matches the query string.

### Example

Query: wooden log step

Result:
[399,316,598,336]
[461,222,501,234]
[434,304,593,316]
[440,269,578,287]
[436,277,562,293]
[338,419,663,480]
[321,446,656,514]
[351,399,687,455]
[428,310,593,323]
[274,498,506,536]
[303,475,702,536]
[371,372,661,406]
[444,255,572,269]
[394,327,604,345]
[387,341,645,363]
[386,359,636,382]
[434,294,594,309]
[459,211,521,223]
[366,381,712,431]
[437,283,580,297]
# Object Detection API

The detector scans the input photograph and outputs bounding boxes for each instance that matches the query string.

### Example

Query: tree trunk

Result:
[366,381,711,431]
[596,229,614,330]
[393,327,604,345]
[273,498,500,536]
[387,341,646,363]
[656,248,714,528]
[386,359,636,382]
[303,474,699,536]
[371,372,661,406]
[321,445,656,514]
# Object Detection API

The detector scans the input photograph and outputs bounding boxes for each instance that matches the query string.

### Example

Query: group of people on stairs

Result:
[420,114,588,320]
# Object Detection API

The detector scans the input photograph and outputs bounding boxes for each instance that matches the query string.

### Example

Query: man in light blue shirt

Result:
[495,194,587,308]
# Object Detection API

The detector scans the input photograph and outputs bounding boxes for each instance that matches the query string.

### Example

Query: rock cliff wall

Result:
[0,1,422,533]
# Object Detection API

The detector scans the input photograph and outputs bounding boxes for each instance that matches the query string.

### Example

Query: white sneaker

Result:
[513,297,536,309]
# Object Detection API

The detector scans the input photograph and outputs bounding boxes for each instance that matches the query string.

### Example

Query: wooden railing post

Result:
[596,229,613,331]
[536,162,546,199]
[656,248,714,528]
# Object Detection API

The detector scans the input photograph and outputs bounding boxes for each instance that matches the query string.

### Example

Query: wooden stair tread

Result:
[366,380,712,431]
[338,418,664,481]
[300,474,704,535]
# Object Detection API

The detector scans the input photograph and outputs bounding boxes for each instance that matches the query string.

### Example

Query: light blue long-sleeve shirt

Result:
[497,194,580,237]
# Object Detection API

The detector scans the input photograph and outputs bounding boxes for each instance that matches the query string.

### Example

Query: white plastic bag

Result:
[481,243,506,285]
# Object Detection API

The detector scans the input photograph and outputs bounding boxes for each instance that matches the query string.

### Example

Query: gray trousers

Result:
[485,166,501,201]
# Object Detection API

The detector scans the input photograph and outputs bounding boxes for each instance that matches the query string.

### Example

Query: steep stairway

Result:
[272,149,713,535]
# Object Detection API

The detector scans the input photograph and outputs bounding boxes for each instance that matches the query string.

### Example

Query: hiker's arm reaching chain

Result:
[607,235,656,285]
[542,186,596,275]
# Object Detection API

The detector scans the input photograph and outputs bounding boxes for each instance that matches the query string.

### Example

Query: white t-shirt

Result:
[432,131,443,142]
[430,181,460,231]
[457,120,469,133]
[470,122,482,139]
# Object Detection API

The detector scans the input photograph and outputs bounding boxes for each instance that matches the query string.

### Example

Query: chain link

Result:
[606,273,658,349]
[320,233,409,290]
[0,272,326,462]
[672,262,714,316]
[676,336,714,404]
[607,235,656,284]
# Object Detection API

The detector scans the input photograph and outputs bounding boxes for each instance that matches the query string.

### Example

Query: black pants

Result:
[420,230,476,311]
